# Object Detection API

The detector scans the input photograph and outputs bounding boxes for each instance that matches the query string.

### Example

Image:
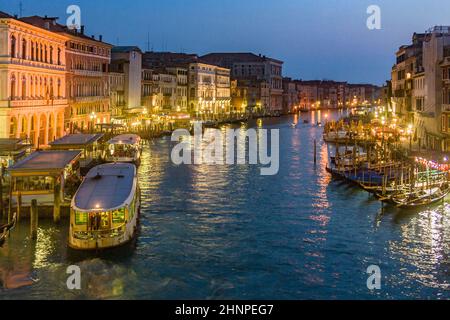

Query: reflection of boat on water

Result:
[106,134,142,166]
[68,163,141,251]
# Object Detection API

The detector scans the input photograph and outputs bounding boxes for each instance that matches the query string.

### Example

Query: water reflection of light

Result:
[33,228,59,269]
[388,204,450,290]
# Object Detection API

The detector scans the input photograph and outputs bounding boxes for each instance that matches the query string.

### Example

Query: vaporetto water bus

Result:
[68,163,140,250]
[106,134,142,165]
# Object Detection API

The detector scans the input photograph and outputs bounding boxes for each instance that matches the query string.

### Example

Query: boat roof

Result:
[107,134,141,145]
[50,134,104,147]
[8,150,81,174]
[73,163,136,211]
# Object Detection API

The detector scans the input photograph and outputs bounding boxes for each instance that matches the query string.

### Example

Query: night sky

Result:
[2,0,450,85]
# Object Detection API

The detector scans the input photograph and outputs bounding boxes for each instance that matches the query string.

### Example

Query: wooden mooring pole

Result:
[53,183,61,224]
[30,199,38,240]
[17,192,22,223]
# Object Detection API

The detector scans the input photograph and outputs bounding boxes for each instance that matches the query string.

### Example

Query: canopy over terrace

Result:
[8,150,82,206]
[0,138,32,167]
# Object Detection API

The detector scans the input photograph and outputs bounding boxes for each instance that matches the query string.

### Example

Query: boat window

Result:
[75,211,88,225]
[112,208,125,223]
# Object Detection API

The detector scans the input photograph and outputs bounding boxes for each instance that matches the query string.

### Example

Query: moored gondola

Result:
[0,212,17,234]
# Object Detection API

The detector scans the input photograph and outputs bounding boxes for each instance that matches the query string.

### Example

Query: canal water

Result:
[0,110,449,299]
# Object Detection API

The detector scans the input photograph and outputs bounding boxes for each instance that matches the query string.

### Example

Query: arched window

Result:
[50,46,54,64]
[22,39,27,59]
[10,74,16,100]
[9,117,17,137]
[57,79,61,98]
[31,42,35,60]
[10,35,16,57]
[22,76,27,99]
[57,48,61,65]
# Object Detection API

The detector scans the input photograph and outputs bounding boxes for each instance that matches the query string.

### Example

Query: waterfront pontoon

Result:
[68,163,140,250]
[106,134,142,165]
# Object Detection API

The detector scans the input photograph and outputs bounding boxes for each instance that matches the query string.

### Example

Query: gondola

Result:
[391,184,450,209]
[0,212,17,234]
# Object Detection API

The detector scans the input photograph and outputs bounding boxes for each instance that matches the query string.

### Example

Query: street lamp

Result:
[90,112,97,133]
[408,124,413,152]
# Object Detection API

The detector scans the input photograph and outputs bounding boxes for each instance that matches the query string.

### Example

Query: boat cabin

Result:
[69,163,140,250]
[106,134,141,164]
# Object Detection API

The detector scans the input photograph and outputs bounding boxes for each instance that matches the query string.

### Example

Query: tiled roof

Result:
[16,14,111,45]
[9,150,81,172]
[0,11,13,18]
[200,53,283,66]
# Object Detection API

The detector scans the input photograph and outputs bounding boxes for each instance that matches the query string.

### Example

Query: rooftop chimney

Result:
[99,35,103,42]
[80,25,85,35]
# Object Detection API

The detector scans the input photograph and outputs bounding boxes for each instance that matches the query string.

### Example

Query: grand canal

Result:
[0,111,449,299]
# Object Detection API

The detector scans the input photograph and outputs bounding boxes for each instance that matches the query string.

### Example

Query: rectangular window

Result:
[112,209,125,223]
[75,211,88,225]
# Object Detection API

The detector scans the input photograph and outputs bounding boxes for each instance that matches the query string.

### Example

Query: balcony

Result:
[441,56,450,67]
[72,96,109,103]
[73,69,106,77]
[394,89,405,97]
[0,57,65,72]
[0,98,68,108]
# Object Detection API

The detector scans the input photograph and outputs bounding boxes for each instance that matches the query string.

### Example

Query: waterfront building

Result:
[111,46,143,111]
[396,27,450,151]
[142,52,230,117]
[109,69,126,118]
[282,77,299,113]
[166,66,188,112]
[391,33,425,122]
[16,16,113,135]
[423,27,450,151]
[296,80,346,110]
[62,30,112,133]
[188,62,231,118]
[231,78,270,114]
[0,11,67,147]
[200,53,283,113]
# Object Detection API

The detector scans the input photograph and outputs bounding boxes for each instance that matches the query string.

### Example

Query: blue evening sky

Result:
[1,0,450,85]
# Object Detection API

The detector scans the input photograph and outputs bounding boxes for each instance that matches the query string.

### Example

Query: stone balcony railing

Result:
[72,96,109,103]
[72,69,106,77]
[442,104,450,112]
[441,56,450,67]
[0,98,68,108]
[0,57,66,72]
